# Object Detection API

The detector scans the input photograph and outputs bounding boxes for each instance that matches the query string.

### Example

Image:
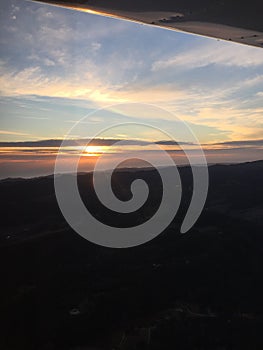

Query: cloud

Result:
[1,137,262,150]
[0,138,141,148]
[211,139,263,147]
[152,41,263,71]
[0,60,192,105]
[19,116,50,120]
[0,136,198,149]
[0,130,29,136]
[91,42,101,52]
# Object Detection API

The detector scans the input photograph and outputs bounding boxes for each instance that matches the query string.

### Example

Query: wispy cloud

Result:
[0,130,29,136]
[19,116,50,120]
[152,41,263,71]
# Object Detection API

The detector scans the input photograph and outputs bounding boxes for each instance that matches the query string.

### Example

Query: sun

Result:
[84,145,104,156]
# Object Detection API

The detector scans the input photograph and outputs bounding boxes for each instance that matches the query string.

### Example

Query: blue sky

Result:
[0,0,263,145]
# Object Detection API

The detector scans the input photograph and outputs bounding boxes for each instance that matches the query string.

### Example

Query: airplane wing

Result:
[31,0,263,48]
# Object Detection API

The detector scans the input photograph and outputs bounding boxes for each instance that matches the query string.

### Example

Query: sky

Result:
[0,0,263,177]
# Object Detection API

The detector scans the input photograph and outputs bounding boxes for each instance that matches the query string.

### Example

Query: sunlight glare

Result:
[84,145,104,156]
